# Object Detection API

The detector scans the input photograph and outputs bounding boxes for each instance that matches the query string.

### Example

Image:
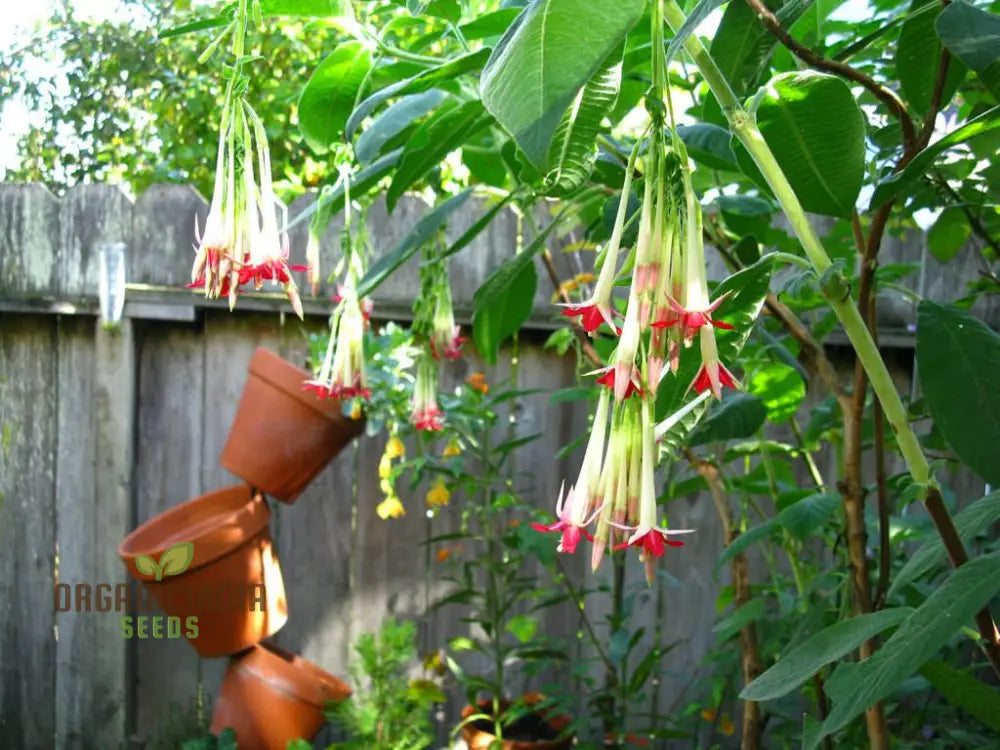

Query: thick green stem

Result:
[662,0,931,491]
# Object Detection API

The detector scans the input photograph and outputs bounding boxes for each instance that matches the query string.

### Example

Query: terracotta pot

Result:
[118,484,288,658]
[210,642,352,750]
[219,347,366,503]
[460,693,574,750]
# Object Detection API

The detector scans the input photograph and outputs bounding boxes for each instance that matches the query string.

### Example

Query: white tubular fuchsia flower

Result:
[304,285,369,401]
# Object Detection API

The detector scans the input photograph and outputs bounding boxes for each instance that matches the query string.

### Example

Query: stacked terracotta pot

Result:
[119,347,364,749]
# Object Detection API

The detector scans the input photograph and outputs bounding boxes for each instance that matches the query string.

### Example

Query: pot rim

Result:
[230,641,352,710]
[460,693,573,738]
[247,347,365,432]
[118,484,269,576]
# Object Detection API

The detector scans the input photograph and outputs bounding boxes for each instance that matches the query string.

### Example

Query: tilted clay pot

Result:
[119,484,287,657]
[210,642,352,750]
[460,693,574,750]
[220,347,365,503]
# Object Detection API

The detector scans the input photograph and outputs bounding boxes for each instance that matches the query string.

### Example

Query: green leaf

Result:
[687,393,767,447]
[158,15,232,40]
[713,597,766,642]
[740,608,913,701]
[919,660,1000,731]
[407,678,447,705]
[927,206,971,263]
[480,0,646,169]
[506,614,538,643]
[134,554,157,577]
[346,49,491,140]
[471,215,562,363]
[718,519,779,569]
[776,492,840,540]
[458,8,523,41]
[677,123,738,172]
[890,490,1000,597]
[354,91,445,165]
[356,190,472,298]
[443,192,515,259]
[543,42,623,195]
[158,541,194,577]
[870,105,1000,208]
[386,99,493,211]
[748,362,805,423]
[298,42,373,153]
[916,301,1000,485]
[935,1,1000,101]
[897,0,967,114]
[260,0,353,17]
[216,728,238,750]
[744,72,865,218]
[710,0,814,96]
[417,0,461,23]
[811,553,1000,748]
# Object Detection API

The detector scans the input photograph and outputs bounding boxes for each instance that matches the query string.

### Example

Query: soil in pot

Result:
[220,347,365,503]
[210,641,352,750]
[118,484,288,658]
[460,695,573,750]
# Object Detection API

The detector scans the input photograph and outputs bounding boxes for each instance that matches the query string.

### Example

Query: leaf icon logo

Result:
[134,542,194,581]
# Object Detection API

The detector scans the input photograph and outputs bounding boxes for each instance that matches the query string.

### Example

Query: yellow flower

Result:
[719,715,735,736]
[385,436,405,459]
[436,548,451,562]
[376,494,405,519]
[574,272,596,285]
[426,479,450,508]
[378,454,393,479]
[442,439,462,458]
[700,708,716,722]
[465,372,488,394]
[350,402,363,420]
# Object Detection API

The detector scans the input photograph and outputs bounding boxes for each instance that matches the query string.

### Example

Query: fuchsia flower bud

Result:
[410,354,444,431]
[304,284,370,401]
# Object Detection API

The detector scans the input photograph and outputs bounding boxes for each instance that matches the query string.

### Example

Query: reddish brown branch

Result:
[742,0,917,150]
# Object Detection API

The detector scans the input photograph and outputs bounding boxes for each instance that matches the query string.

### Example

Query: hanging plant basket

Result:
[210,642,352,749]
[460,693,574,750]
[220,347,365,503]
[118,484,288,658]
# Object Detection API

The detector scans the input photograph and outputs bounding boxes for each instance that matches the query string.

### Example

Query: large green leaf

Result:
[459,8,523,40]
[740,608,913,701]
[896,0,966,114]
[688,393,767,447]
[869,104,1000,208]
[346,49,491,139]
[710,0,813,96]
[471,217,561,363]
[298,42,373,153]
[386,99,493,211]
[717,519,778,568]
[919,660,1000,731]
[916,301,1000,485]
[742,72,865,218]
[935,1,1000,101]
[677,123,738,172]
[354,91,446,165]
[890,491,1000,598]
[543,43,623,196]
[747,362,805,422]
[777,491,840,540]
[810,552,1000,748]
[480,0,646,170]
[356,190,472,298]
[927,206,971,263]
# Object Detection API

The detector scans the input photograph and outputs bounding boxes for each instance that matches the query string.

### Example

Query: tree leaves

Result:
[919,660,1000,731]
[543,42,623,196]
[927,206,971,262]
[687,393,767,447]
[480,0,646,170]
[743,71,865,218]
[916,300,1000,485]
[935,1,1000,101]
[897,0,966,114]
[354,91,446,165]
[808,552,1000,748]
[740,608,913,701]
[386,99,493,211]
[298,41,373,153]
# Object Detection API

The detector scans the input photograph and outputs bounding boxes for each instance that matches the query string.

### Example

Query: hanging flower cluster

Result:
[536,110,740,583]
[409,240,466,432]
[189,75,306,316]
[303,181,375,406]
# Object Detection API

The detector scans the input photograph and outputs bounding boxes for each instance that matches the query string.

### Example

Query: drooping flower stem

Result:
[660,0,930,492]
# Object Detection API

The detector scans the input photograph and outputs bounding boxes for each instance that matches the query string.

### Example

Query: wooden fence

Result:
[0,182,993,749]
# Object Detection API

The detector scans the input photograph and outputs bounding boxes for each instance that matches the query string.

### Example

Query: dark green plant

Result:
[325,618,443,750]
